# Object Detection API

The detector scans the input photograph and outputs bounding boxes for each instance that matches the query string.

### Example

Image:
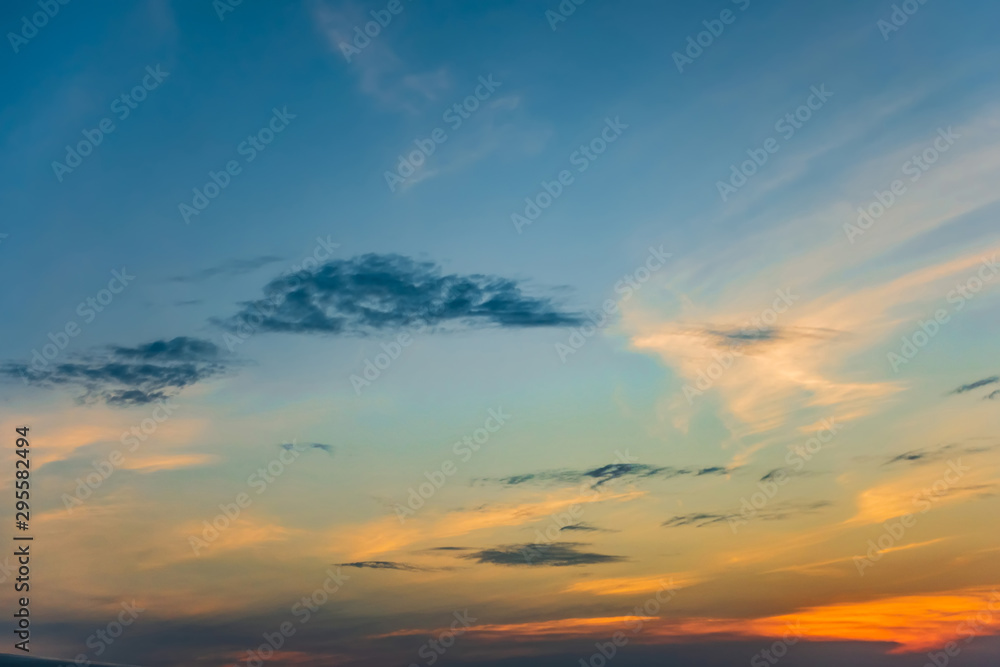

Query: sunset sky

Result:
[3,0,1000,665]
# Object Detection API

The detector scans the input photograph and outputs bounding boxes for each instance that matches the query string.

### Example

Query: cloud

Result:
[662,500,832,528]
[759,467,812,483]
[949,376,1000,396]
[987,390,1000,401]
[882,441,998,467]
[280,442,335,455]
[480,463,730,489]
[168,255,283,283]
[461,542,625,567]
[335,561,427,571]
[221,254,585,336]
[3,336,229,406]
[559,522,616,533]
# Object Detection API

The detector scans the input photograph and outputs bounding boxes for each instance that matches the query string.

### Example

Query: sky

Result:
[2,0,1000,665]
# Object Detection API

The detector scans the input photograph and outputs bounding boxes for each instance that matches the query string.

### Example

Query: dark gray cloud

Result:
[479,463,730,489]
[336,561,426,571]
[951,376,1000,394]
[559,522,617,533]
[663,500,832,528]
[986,390,1000,401]
[280,442,335,454]
[3,336,229,406]
[759,467,813,483]
[219,253,585,336]
[707,327,781,343]
[424,546,473,551]
[882,441,998,467]
[169,255,284,282]
[462,542,625,567]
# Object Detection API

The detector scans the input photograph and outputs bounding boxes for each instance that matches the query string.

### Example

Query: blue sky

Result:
[3,1,1000,666]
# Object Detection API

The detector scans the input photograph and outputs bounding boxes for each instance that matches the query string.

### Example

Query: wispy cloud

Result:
[663,500,832,528]
[336,561,427,572]
[479,463,730,489]
[168,256,283,283]
[950,376,1000,395]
